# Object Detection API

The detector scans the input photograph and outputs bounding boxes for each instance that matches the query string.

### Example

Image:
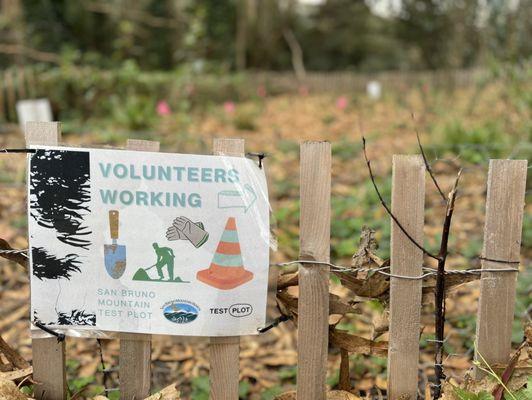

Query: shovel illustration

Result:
[104,210,127,279]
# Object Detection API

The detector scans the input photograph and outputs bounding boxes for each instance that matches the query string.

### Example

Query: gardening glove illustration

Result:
[166,220,205,241]
[172,216,209,248]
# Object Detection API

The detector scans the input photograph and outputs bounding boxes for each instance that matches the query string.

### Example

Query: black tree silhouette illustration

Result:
[31,246,82,280]
[30,149,92,249]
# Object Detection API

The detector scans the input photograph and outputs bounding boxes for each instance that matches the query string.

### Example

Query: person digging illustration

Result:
[152,242,175,281]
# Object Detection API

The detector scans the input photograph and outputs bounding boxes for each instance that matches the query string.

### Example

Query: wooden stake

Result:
[25,121,67,400]
[387,155,425,400]
[118,139,160,399]
[474,159,527,377]
[209,138,244,400]
[296,141,331,400]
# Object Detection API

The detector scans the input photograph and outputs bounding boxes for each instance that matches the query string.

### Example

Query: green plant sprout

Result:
[473,341,517,400]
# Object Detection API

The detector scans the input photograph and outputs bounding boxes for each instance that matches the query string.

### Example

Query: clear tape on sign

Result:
[216,154,281,329]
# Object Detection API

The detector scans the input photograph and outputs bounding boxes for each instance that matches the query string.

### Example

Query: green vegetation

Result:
[2,1,529,71]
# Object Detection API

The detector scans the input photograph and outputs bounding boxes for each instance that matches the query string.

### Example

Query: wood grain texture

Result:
[126,139,161,153]
[387,155,425,400]
[296,141,331,400]
[474,159,527,377]
[118,139,159,400]
[25,121,67,400]
[209,138,244,400]
[25,121,61,145]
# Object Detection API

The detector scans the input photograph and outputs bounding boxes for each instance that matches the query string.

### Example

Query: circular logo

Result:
[162,300,199,324]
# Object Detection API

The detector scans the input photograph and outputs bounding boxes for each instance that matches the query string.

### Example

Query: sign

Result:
[16,99,53,128]
[27,146,270,336]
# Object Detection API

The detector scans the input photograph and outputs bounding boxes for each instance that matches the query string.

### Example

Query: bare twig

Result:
[362,137,440,261]
[97,339,108,390]
[412,113,446,202]
[433,169,461,399]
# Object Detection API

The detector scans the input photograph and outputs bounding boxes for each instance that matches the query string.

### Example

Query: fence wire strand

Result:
[0,248,29,258]
[272,260,520,280]
[1,249,521,280]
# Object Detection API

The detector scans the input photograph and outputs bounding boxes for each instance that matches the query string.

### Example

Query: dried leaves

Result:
[329,330,388,358]
[275,389,362,400]
[441,323,532,400]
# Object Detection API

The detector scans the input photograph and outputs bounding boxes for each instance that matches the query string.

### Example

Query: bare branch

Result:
[362,137,440,261]
[433,169,461,399]
[412,113,447,202]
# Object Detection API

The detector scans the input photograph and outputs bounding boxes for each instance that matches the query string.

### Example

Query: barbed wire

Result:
[0,248,29,258]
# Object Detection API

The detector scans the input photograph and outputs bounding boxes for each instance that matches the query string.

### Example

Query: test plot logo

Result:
[210,303,253,318]
[229,303,253,317]
[162,300,199,324]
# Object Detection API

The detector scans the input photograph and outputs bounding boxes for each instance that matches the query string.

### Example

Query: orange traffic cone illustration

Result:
[197,217,253,290]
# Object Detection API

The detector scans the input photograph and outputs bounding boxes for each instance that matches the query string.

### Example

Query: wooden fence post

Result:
[25,121,67,400]
[209,138,244,400]
[474,159,527,377]
[296,141,331,400]
[118,139,160,399]
[387,155,425,400]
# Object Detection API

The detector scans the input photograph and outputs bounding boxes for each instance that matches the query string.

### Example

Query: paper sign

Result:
[28,146,270,336]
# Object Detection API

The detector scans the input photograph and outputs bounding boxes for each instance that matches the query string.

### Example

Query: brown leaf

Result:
[351,227,379,269]
[334,271,390,299]
[275,390,361,400]
[143,382,181,399]
[422,273,479,298]
[277,272,299,289]
[0,367,32,382]
[327,390,362,400]
[339,348,351,391]
[330,329,388,357]
[371,311,389,340]
[277,290,360,321]
[329,294,362,316]
[0,379,27,400]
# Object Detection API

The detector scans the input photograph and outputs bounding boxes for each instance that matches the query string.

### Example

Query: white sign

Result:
[28,146,270,336]
[16,99,53,128]
[366,80,382,100]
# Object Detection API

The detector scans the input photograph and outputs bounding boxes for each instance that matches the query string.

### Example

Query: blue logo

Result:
[162,300,199,324]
